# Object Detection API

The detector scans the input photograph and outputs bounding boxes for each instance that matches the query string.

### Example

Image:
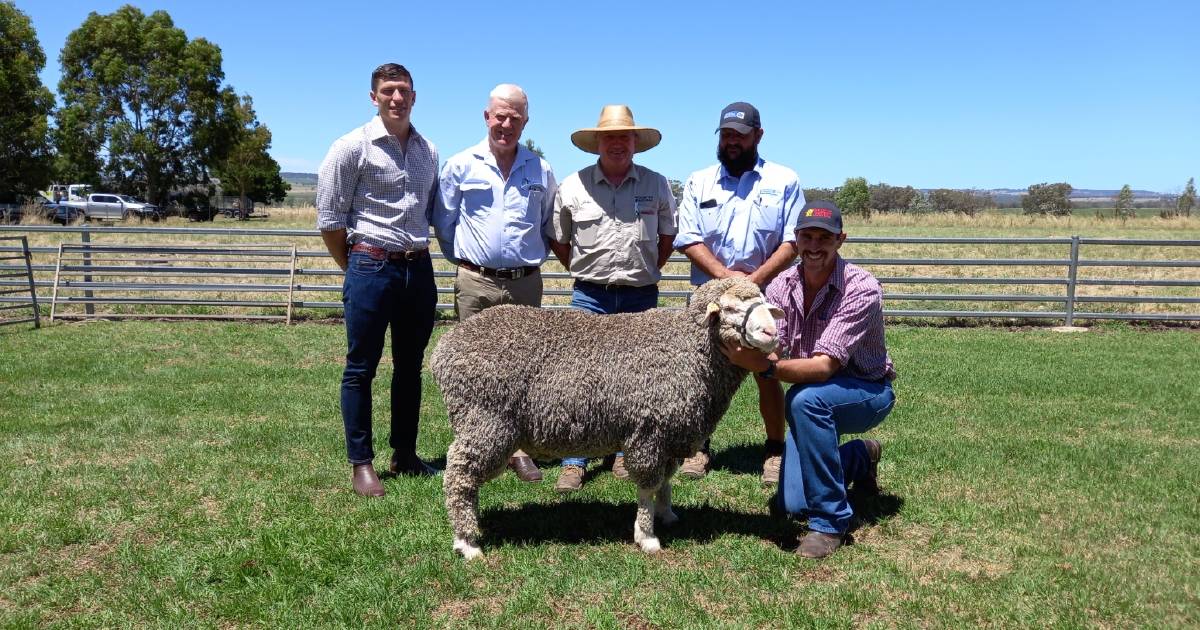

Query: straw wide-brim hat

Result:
[570,105,662,154]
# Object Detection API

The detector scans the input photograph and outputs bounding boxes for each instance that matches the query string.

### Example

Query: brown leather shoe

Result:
[508,455,543,482]
[351,464,384,497]
[611,455,629,480]
[678,451,710,479]
[390,451,440,477]
[761,454,781,486]
[555,464,585,493]
[797,530,843,559]
[857,439,883,495]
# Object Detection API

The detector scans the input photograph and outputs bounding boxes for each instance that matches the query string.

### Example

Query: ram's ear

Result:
[705,301,721,324]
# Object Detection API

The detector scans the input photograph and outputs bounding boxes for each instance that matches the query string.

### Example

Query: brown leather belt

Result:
[458,260,538,280]
[351,243,429,261]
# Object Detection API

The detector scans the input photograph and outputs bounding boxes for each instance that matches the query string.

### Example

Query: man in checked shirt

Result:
[316,63,441,497]
[722,200,897,559]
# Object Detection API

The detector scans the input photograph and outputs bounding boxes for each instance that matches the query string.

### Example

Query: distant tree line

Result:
[0,2,287,209]
[802,179,994,217]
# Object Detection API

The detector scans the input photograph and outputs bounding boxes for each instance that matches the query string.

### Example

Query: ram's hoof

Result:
[453,538,483,560]
[656,509,679,525]
[638,537,662,553]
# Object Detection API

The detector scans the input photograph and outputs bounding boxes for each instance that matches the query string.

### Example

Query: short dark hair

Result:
[371,63,413,91]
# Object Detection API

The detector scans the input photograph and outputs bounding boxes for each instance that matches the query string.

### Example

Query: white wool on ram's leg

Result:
[453,537,483,560]
[634,487,662,553]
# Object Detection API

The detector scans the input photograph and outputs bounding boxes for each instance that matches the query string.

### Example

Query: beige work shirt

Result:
[550,163,677,287]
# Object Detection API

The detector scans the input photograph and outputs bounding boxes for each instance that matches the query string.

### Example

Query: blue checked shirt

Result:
[316,116,439,252]
[674,157,805,285]
[433,140,557,268]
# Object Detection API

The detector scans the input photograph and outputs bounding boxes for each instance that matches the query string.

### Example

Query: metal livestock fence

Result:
[0,224,1198,325]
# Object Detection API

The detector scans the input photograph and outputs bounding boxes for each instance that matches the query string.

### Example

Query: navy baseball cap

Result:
[796,200,843,234]
[716,102,760,134]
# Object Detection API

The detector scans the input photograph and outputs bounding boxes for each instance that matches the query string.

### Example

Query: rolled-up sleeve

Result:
[540,165,558,242]
[315,137,358,231]
[550,185,573,244]
[657,175,677,236]
[673,174,703,249]
[765,275,790,354]
[780,179,806,243]
[434,160,463,242]
[813,283,882,368]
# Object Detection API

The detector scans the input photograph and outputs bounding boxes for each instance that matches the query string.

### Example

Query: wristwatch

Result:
[759,359,777,380]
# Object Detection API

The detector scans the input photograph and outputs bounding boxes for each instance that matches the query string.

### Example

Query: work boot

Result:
[856,439,883,495]
[610,455,629,480]
[678,451,710,479]
[508,455,543,482]
[555,465,585,493]
[797,530,844,559]
[389,451,440,477]
[351,464,384,497]
[761,454,782,486]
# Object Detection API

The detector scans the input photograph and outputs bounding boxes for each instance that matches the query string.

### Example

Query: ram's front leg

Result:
[655,479,678,525]
[633,486,661,553]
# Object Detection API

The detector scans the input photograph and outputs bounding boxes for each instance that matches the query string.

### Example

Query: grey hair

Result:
[488,83,529,116]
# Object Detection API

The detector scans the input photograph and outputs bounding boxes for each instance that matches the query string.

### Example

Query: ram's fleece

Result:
[431,278,782,559]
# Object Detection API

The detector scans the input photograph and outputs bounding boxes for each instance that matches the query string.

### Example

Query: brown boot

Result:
[555,464,585,493]
[610,455,629,480]
[678,451,710,479]
[797,530,843,559]
[761,454,782,486]
[351,464,384,497]
[508,455,543,482]
[856,439,883,495]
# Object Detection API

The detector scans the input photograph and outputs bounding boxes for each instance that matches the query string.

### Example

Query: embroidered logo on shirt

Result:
[634,195,654,202]
[760,188,780,197]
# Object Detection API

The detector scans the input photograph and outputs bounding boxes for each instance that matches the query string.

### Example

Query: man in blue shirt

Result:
[674,102,804,485]
[434,84,556,482]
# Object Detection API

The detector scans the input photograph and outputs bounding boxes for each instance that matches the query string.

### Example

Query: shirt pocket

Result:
[460,180,493,210]
[573,203,606,248]
[636,201,658,242]
[751,194,784,241]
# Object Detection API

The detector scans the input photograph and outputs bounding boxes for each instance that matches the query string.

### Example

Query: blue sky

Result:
[17,0,1200,192]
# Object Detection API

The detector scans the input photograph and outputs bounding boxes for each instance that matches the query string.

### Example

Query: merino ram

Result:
[431,277,782,559]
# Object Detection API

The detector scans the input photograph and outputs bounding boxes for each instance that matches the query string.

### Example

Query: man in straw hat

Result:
[434,83,557,483]
[548,105,677,493]
[674,102,806,486]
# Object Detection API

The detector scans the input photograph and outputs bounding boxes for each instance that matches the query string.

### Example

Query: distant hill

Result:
[282,172,317,187]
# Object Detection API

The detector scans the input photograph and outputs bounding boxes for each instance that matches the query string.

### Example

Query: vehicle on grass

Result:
[41,191,162,222]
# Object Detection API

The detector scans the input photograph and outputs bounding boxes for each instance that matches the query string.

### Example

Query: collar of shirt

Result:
[716,156,766,185]
[781,255,847,314]
[468,139,540,172]
[590,161,641,188]
[366,115,425,146]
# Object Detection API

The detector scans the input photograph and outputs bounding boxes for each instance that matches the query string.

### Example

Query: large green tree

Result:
[212,95,288,217]
[55,5,241,206]
[835,177,871,218]
[0,1,55,203]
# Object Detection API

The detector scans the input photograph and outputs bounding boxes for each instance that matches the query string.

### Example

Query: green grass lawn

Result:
[1,321,1197,628]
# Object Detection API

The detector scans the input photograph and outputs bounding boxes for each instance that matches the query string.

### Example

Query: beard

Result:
[717,145,759,175]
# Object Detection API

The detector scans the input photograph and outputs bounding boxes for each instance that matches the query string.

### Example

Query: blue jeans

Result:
[777,376,895,534]
[340,251,436,464]
[562,281,659,468]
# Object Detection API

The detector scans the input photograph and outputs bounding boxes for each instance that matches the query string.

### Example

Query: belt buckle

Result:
[507,267,525,280]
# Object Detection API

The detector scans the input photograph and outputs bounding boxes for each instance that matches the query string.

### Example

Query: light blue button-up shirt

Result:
[434,140,557,268]
[674,157,805,285]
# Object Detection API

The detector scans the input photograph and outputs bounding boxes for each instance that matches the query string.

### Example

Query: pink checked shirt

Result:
[765,256,896,382]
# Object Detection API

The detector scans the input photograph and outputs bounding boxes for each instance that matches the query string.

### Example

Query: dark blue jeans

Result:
[562,281,659,468]
[777,376,895,534]
[340,251,437,465]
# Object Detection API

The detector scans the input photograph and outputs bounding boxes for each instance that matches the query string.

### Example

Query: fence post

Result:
[1064,235,1080,326]
[21,236,40,328]
[81,224,94,316]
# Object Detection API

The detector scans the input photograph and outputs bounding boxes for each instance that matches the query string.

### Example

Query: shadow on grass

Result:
[710,443,770,475]
[480,499,802,550]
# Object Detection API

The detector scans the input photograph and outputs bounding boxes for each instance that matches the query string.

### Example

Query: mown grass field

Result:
[1,321,1197,627]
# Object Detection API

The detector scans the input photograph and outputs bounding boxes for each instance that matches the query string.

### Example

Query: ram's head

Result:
[692,278,783,354]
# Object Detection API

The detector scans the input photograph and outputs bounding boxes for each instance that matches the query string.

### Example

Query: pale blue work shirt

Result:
[674,157,805,285]
[434,140,557,268]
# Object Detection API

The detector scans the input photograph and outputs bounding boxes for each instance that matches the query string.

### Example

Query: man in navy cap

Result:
[674,101,805,485]
[722,199,897,559]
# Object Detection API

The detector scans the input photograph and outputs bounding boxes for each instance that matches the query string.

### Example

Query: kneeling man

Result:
[722,200,896,559]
